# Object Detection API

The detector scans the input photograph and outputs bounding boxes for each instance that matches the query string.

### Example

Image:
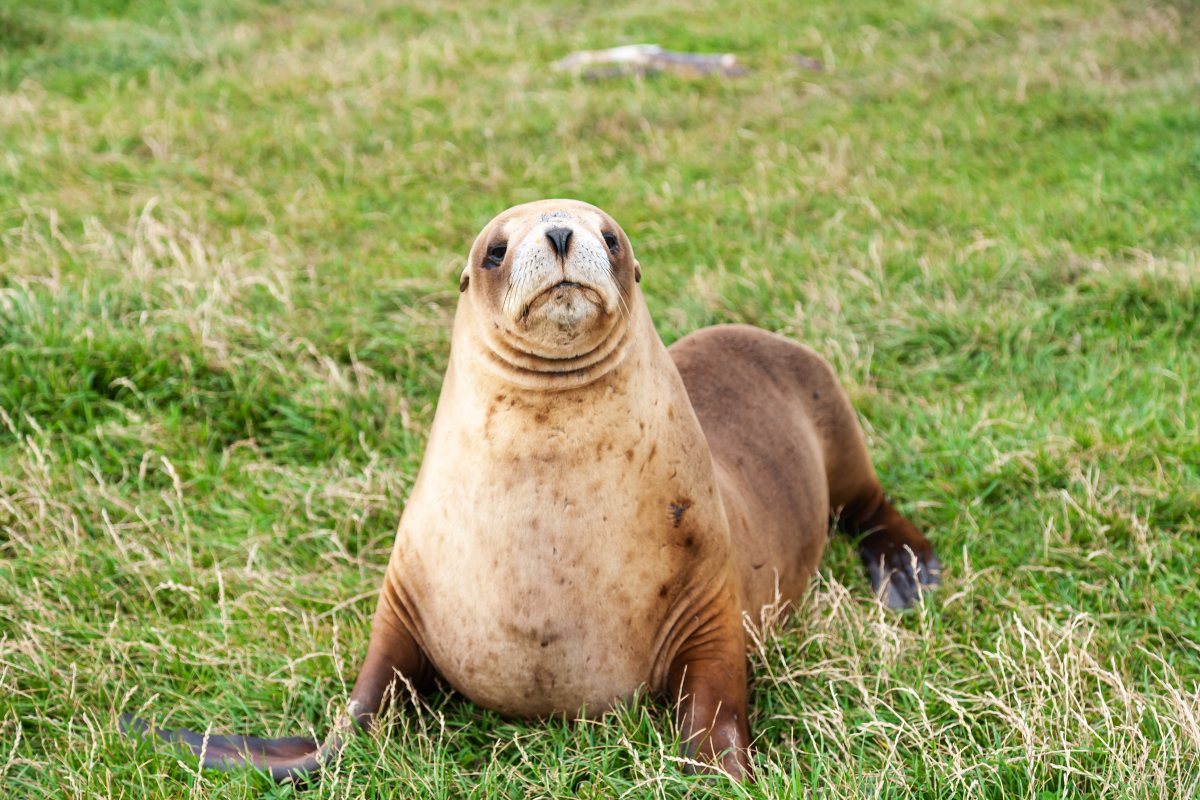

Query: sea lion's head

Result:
[460,200,641,366]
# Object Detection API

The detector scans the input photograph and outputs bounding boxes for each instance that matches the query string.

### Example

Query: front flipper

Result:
[120,715,326,782]
[665,581,752,781]
[121,576,434,783]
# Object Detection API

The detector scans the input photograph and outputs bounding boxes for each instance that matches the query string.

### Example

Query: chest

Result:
[389,377,729,715]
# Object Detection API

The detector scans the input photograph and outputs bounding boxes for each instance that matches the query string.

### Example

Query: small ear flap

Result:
[634,261,642,283]
[459,267,470,293]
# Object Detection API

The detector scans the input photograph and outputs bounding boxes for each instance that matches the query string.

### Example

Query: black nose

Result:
[545,227,573,258]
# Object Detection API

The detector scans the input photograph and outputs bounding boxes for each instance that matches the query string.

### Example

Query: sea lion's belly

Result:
[392,418,727,716]
[401,481,708,717]
[423,534,657,714]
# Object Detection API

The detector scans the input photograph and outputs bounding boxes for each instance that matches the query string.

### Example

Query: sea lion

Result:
[122,199,939,782]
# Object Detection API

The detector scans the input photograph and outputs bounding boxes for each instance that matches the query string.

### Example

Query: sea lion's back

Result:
[669,325,870,617]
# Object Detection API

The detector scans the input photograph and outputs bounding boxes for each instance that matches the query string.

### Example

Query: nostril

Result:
[545,227,573,258]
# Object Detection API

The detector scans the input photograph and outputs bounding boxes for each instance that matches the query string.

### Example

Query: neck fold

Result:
[459,291,644,392]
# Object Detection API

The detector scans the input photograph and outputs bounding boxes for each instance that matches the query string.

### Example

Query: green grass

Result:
[1,0,1198,796]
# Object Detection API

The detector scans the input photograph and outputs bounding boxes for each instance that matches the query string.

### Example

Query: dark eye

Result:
[486,243,507,268]
[603,233,618,254]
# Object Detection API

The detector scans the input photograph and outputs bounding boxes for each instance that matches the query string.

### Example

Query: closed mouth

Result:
[521,280,604,320]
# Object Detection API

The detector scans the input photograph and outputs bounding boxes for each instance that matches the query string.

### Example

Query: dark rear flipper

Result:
[841,493,941,609]
[120,714,325,783]
[861,539,941,609]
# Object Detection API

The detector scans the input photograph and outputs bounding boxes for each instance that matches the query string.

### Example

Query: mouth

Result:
[522,280,606,324]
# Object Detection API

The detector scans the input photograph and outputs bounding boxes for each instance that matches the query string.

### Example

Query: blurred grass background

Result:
[0,0,1198,797]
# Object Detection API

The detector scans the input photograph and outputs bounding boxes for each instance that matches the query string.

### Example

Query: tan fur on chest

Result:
[388,309,730,718]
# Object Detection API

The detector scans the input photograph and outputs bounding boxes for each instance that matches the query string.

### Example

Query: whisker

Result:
[611,264,631,321]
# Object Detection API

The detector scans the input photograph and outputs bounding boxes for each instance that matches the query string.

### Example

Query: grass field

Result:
[1,0,1199,796]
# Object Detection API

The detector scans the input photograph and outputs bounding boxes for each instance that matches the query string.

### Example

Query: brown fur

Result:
[122,200,937,783]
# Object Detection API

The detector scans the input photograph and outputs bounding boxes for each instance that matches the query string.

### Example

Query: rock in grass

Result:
[553,44,748,79]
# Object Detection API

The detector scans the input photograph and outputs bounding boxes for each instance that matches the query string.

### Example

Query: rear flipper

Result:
[120,575,433,783]
[840,492,940,609]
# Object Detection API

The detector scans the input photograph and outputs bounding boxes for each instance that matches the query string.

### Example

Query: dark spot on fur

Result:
[532,665,556,691]
[667,406,675,420]
[684,536,695,547]
[813,390,820,399]
[753,562,765,570]
[669,501,691,527]
[535,412,549,424]
[659,585,668,597]
[625,449,634,461]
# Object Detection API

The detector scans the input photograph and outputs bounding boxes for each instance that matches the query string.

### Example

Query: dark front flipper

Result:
[665,579,752,780]
[120,715,324,782]
[842,493,940,609]
[119,574,434,783]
